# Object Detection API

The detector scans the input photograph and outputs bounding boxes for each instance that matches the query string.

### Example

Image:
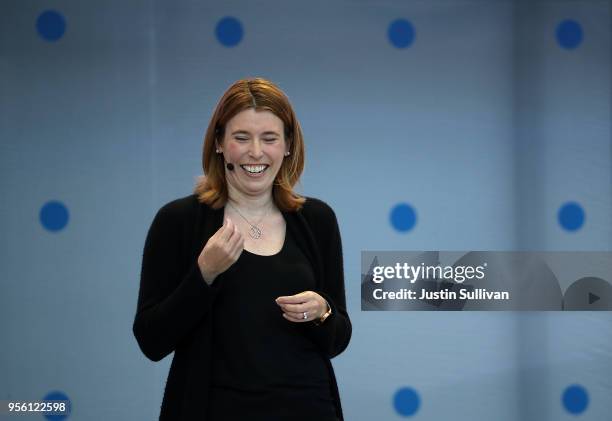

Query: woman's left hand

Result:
[275,291,328,323]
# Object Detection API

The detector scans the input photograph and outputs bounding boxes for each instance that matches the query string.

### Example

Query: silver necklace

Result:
[227,202,271,240]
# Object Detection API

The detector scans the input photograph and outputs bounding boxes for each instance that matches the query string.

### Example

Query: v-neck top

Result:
[208,225,337,420]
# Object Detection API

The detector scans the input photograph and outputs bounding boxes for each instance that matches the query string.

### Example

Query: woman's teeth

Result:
[241,164,268,174]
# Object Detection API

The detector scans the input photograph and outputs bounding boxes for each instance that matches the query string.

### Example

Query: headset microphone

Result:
[226,163,235,171]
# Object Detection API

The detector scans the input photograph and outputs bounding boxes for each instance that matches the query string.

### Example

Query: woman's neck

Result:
[226,185,275,215]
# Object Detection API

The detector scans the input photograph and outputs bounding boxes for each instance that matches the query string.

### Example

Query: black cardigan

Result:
[133,194,352,420]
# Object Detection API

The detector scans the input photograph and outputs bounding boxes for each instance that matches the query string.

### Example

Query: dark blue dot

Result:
[562,384,588,414]
[390,203,417,232]
[388,19,415,49]
[556,19,583,49]
[393,387,420,416]
[43,390,71,420]
[215,16,243,47]
[40,201,69,232]
[558,202,585,232]
[36,10,66,42]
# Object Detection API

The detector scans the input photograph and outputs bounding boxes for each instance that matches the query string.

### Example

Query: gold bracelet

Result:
[314,301,332,325]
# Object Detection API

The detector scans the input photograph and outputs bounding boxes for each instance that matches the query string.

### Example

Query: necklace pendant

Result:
[249,225,262,240]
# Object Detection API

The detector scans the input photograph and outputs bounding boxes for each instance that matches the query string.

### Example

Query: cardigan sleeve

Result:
[133,201,215,362]
[303,200,352,359]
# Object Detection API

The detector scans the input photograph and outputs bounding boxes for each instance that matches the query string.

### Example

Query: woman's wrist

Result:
[314,299,332,325]
[199,266,217,285]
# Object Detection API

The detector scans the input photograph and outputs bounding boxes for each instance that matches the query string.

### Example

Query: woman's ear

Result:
[215,138,223,153]
[214,127,223,152]
[284,136,291,156]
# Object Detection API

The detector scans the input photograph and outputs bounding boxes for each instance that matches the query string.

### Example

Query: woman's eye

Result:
[263,138,277,143]
[235,137,248,142]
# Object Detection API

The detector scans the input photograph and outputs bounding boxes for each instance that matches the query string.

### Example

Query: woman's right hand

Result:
[197,218,244,285]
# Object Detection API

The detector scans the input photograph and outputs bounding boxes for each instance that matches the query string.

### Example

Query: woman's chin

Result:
[234,181,274,197]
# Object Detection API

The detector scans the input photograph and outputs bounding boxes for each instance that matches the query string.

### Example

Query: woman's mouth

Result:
[240,164,269,175]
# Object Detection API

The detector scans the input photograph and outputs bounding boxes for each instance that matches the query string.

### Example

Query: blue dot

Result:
[388,19,415,49]
[562,384,588,414]
[40,201,69,232]
[556,19,583,49]
[36,10,66,42]
[390,203,417,232]
[43,390,71,420]
[215,16,243,47]
[558,202,585,232]
[393,387,420,416]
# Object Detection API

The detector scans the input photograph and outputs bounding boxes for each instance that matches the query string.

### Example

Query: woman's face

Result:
[219,108,288,198]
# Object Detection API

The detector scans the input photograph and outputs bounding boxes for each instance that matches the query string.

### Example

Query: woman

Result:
[133,78,351,420]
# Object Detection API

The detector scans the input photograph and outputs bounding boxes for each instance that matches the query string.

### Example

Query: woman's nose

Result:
[249,139,263,158]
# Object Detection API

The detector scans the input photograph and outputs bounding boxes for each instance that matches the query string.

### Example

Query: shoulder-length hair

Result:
[194,78,305,211]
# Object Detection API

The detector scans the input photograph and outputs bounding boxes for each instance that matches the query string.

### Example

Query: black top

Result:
[208,225,337,420]
[133,195,351,420]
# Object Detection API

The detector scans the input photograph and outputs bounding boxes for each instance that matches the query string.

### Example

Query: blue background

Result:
[1,0,611,419]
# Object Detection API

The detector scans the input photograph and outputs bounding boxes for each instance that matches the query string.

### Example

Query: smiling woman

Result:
[196,78,305,212]
[218,108,288,200]
[133,78,351,421]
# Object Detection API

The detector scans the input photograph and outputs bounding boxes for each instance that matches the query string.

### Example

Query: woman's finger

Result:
[217,218,234,242]
[282,312,309,323]
[228,226,244,257]
[286,310,318,320]
[230,239,244,263]
[225,221,239,246]
[279,302,309,313]
[276,291,310,304]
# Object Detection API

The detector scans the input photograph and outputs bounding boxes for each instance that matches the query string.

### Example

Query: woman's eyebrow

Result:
[230,130,251,136]
[230,129,280,136]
